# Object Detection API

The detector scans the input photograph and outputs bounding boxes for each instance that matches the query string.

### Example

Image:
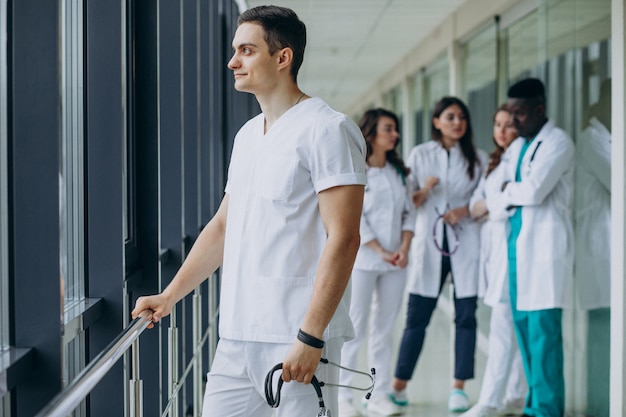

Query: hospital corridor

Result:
[1,0,625,416]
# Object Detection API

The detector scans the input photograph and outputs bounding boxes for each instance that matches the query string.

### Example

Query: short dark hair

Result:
[238,5,306,82]
[507,78,546,106]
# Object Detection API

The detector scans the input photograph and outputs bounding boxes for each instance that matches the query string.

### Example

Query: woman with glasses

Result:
[461,105,527,417]
[389,96,486,414]
[338,109,415,417]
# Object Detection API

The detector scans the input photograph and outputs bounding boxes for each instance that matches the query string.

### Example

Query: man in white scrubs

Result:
[131,5,366,416]
[489,78,574,417]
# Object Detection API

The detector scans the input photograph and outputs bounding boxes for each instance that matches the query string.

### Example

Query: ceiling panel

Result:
[244,0,467,111]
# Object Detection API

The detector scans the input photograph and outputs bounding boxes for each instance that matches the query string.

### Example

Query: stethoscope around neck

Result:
[264,358,376,416]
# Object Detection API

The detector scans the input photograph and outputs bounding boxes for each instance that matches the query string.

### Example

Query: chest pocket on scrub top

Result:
[259,154,297,201]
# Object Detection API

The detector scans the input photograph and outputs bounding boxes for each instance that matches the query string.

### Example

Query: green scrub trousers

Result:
[507,138,565,417]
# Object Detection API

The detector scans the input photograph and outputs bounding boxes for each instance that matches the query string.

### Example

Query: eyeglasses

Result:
[432,205,460,257]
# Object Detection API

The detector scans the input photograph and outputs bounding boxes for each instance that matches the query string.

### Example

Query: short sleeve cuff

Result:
[314,173,367,194]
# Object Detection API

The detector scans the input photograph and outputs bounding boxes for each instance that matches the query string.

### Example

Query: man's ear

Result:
[277,47,293,72]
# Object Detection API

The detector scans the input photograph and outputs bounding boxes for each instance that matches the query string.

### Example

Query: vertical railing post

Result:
[123,282,130,417]
[129,338,143,417]
[168,309,179,417]
[193,289,202,416]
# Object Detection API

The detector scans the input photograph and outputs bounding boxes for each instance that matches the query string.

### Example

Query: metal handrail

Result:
[35,310,153,417]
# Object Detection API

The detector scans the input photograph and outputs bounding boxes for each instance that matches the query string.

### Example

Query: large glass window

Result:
[409,71,425,151]
[60,0,85,309]
[503,1,612,414]
[60,0,87,408]
[461,23,498,151]
[420,54,449,144]
[383,86,403,118]
[0,0,8,351]
[383,85,405,154]
[424,54,450,119]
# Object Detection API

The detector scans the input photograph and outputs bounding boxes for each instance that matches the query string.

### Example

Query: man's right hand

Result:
[131,293,174,329]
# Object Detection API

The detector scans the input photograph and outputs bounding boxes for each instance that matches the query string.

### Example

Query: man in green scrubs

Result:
[500,78,575,417]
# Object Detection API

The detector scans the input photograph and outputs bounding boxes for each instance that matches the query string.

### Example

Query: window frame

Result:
[0,0,9,351]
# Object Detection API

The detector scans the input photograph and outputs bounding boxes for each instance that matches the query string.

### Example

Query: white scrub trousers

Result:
[339,268,407,402]
[478,302,527,407]
[202,338,342,417]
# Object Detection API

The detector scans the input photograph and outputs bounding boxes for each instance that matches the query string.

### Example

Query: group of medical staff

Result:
[337,77,607,417]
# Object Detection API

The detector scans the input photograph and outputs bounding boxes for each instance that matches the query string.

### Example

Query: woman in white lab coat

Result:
[390,97,487,413]
[462,105,527,417]
[338,109,415,417]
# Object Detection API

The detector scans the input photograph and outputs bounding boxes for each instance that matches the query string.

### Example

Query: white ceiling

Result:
[243,0,467,112]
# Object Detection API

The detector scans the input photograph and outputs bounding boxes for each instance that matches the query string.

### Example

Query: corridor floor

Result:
[346,286,489,416]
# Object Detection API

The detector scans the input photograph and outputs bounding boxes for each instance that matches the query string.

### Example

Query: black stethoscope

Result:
[432,204,461,257]
[264,358,376,416]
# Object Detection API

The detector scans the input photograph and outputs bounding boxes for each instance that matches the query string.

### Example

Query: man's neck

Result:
[525,118,548,141]
[257,83,305,133]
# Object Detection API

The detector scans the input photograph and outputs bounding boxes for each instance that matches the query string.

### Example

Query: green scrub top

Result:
[507,137,536,261]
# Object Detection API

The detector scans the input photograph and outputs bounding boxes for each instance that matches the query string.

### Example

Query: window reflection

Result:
[576,67,611,417]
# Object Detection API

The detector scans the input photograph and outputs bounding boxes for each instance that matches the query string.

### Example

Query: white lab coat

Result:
[469,145,518,307]
[405,140,487,298]
[487,120,575,311]
[354,163,415,271]
[575,117,611,309]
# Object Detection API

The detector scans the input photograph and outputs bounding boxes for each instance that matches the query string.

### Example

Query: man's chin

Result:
[233,83,251,93]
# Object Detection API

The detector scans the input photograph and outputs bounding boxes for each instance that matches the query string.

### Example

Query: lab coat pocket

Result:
[260,155,297,201]
[532,222,567,262]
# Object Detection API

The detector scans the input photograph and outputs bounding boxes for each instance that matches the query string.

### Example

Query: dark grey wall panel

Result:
[9,0,62,415]
[84,0,125,415]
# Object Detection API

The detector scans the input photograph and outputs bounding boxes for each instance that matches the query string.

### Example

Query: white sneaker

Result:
[339,399,363,417]
[459,404,498,417]
[367,395,404,416]
[497,398,525,415]
[389,390,409,407]
[448,389,470,412]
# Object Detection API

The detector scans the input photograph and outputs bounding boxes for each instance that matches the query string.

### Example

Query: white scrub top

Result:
[487,120,575,311]
[221,97,367,344]
[469,144,519,307]
[354,163,415,271]
[405,140,487,299]
[575,117,611,309]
